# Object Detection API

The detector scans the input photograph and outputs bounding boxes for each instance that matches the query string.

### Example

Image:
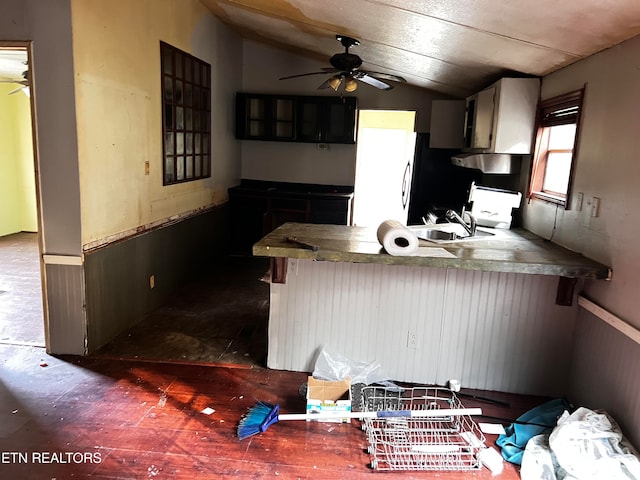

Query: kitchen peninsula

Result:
[254,223,611,279]
[254,223,611,396]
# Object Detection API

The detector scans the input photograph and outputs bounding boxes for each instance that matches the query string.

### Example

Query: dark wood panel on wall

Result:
[83,205,229,353]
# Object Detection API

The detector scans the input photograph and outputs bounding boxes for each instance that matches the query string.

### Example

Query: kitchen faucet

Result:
[445,209,477,237]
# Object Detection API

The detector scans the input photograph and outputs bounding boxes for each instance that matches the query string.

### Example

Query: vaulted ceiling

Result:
[202,0,640,97]
[2,2,640,99]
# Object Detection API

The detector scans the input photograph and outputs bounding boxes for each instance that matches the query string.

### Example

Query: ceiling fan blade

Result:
[279,71,330,80]
[353,72,393,90]
[279,68,341,81]
[0,79,28,85]
[359,70,407,84]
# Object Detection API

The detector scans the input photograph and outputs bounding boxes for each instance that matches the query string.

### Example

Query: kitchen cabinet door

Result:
[235,93,295,141]
[297,97,320,142]
[323,97,357,143]
[464,86,495,149]
[296,96,357,144]
[309,198,352,225]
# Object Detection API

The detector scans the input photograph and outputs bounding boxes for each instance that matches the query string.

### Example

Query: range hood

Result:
[451,153,520,174]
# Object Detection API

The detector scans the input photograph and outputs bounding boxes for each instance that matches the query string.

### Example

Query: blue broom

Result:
[237,401,482,440]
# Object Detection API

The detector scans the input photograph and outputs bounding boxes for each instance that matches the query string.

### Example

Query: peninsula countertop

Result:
[253,222,611,280]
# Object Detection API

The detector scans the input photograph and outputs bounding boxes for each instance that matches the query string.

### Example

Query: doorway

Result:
[0,45,45,347]
[352,110,417,227]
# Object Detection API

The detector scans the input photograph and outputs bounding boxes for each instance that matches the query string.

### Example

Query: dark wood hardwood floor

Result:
[0,233,545,478]
[0,343,548,479]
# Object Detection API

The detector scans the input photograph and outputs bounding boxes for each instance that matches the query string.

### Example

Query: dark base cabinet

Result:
[228,190,270,256]
[229,181,354,255]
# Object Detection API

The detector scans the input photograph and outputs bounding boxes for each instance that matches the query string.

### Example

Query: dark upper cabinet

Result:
[236,93,357,144]
[235,93,296,141]
[296,96,357,144]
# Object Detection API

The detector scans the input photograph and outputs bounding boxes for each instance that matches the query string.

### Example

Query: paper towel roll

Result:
[377,220,419,256]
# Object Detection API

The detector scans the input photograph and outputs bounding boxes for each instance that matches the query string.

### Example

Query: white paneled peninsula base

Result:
[254,223,611,396]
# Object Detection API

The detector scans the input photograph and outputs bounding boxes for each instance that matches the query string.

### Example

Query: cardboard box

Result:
[305,376,352,422]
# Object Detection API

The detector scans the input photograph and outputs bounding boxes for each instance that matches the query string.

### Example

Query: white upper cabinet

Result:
[463,77,540,154]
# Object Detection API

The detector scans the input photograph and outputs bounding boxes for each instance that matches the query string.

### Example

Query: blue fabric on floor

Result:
[496,398,571,465]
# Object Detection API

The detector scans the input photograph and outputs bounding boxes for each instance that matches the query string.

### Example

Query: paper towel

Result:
[377,220,419,256]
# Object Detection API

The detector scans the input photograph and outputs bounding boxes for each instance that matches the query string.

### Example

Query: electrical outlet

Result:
[591,197,601,217]
[575,192,583,211]
[144,161,150,175]
[149,275,155,289]
[407,330,418,349]
[287,258,298,276]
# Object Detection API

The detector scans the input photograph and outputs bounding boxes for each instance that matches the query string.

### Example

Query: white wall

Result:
[240,40,448,185]
[523,35,640,447]
[269,260,575,396]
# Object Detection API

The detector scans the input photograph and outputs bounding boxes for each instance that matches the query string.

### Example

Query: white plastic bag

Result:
[521,434,565,480]
[549,408,640,480]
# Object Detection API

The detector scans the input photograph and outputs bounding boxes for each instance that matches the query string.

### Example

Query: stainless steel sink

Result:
[408,223,495,243]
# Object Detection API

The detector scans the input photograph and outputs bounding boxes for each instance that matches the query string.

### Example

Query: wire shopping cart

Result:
[360,386,486,471]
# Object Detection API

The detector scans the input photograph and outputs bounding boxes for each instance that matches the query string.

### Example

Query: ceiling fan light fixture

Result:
[328,75,342,91]
[344,76,358,92]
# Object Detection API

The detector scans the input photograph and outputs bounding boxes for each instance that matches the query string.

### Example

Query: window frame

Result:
[160,41,211,186]
[528,87,585,208]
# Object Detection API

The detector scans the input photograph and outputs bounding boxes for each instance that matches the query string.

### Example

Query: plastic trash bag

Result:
[549,408,640,480]
[312,346,394,387]
[520,434,565,480]
[521,408,640,480]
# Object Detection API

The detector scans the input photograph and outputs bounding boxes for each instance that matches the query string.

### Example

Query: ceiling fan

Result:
[279,35,406,92]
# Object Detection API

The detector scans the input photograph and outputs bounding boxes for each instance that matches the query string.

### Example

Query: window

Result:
[160,42,211,185]
[528,87,585,207]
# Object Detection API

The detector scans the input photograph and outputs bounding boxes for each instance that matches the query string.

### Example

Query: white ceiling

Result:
[0,48,28,85]
[202,0,640,97]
